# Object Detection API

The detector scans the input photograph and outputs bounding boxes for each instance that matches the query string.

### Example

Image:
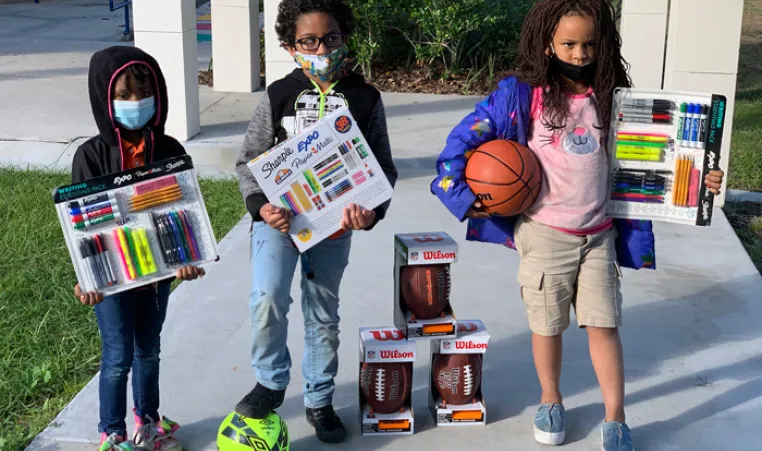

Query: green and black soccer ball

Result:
[217,411,289,451]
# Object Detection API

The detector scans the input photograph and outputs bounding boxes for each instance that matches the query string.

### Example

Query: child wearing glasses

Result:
[233,0,397,443]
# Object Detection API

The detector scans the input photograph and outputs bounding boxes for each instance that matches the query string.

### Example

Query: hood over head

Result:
[87,45,169,146]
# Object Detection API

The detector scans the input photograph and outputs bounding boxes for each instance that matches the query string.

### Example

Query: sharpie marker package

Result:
[606,88,727,226]
[53,155,220,296]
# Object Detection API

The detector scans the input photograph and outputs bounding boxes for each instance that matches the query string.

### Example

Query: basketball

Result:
[465,140,542,216]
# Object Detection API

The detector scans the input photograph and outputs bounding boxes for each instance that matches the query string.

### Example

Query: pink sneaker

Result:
[132,409,182,451]
[99,432,134,451]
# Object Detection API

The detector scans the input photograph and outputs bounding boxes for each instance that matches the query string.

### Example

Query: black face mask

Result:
[550,54,597,83]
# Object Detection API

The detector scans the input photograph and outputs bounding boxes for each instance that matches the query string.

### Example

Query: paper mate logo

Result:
[298,131,320,153]
[274,169,292,185]
[334,115,352,133]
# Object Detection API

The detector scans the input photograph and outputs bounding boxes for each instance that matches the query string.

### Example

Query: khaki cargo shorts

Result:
[514,215,623,337]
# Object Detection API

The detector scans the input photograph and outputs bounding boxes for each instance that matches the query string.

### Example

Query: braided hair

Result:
[514,0,631,134]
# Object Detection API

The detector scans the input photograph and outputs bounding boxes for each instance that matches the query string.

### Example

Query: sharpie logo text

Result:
[165,161,185,172]
[262,147,295,179]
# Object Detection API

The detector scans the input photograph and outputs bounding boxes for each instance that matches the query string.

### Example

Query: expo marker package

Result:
[53,155,220,296]
[606,88,727,226]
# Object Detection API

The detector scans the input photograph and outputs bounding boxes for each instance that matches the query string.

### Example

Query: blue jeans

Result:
[249,222,351,408]
[94,282,171,435]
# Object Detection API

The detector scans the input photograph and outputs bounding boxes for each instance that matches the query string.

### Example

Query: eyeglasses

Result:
[291,32,346,52]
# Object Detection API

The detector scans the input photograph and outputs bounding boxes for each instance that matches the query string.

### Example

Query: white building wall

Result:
[133,0,200,142]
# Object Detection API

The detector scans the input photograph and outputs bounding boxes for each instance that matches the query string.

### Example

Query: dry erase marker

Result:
[73,212,122,230]
[698,105,709,149]
[689,104,701,147]
[676,103,687,144]
[681,104,694,146]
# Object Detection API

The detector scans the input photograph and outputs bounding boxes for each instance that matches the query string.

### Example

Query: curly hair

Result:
[514,0,631,135]
[275,0,356,46]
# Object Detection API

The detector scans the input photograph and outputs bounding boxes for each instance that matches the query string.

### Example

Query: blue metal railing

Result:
[109,0,133,38]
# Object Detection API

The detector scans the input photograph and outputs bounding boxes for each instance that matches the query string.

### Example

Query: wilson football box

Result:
[429,320,491,426]
[358,327,416,436]
[393,232,458,339]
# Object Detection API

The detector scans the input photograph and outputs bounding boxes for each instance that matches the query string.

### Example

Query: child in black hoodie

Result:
[234,0,397,444]
[72,46,205,451]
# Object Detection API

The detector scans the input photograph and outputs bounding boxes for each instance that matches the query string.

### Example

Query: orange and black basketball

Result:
[465,140,542,217]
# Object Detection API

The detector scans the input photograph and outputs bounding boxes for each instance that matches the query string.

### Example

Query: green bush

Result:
[346,0,535,80]
[345,0,623,81]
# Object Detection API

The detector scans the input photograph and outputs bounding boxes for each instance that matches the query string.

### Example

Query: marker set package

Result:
[53,155,220,296]
[606,88,728,226]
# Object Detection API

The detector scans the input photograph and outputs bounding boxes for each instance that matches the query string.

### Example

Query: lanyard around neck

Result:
[310,79,339,120]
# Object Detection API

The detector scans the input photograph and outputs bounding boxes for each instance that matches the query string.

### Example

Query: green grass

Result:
[727,0,762,192]
[724,201,762,273]
[0,168,246,451]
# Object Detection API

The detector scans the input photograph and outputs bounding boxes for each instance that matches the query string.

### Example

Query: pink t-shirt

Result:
[523,86,612,235]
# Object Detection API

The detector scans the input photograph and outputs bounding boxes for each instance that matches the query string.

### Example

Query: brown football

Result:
[360,362,412,414]
[432,353,482,405]
[400,264,450,319]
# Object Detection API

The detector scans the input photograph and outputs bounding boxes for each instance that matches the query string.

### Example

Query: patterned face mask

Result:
[293,45,348,82]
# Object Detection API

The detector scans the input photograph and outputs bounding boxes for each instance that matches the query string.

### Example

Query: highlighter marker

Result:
[113,229,132,281]
[138,228,157,274]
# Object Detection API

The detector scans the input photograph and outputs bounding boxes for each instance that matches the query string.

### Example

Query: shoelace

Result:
[134,417,163,446]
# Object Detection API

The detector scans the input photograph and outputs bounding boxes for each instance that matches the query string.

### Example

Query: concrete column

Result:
[211,0,261,92]
[133,0,200,142]
[663,0,744,207]
[619,0,669,89]
[264,0,294,86]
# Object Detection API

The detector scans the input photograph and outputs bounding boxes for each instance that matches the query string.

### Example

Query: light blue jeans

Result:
[249,221,351,408]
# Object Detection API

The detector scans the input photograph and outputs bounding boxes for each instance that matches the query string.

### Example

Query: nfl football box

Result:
[429,320,491,426]
[393,232,458,339]
[358,327,416,436]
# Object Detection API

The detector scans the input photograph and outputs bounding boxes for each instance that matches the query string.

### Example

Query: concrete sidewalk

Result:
[6,3,762,451]
[25,175,762,451]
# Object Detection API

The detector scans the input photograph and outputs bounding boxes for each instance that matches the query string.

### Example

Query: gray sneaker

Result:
[534,403,566,445]
[601,421,634,451]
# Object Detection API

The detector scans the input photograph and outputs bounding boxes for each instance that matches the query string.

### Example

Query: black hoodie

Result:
[71,46,186,184]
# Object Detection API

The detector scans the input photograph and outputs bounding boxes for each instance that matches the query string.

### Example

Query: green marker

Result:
[73,212,121,230]
[616,140,666,149]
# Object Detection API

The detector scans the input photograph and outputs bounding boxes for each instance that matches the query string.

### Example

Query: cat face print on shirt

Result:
[536,98,604,156]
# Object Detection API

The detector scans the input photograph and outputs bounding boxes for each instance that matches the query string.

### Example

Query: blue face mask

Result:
[113,96,156,130]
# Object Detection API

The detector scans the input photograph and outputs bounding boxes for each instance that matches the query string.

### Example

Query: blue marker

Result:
[681,103,693,146]
[690,104,701,147]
